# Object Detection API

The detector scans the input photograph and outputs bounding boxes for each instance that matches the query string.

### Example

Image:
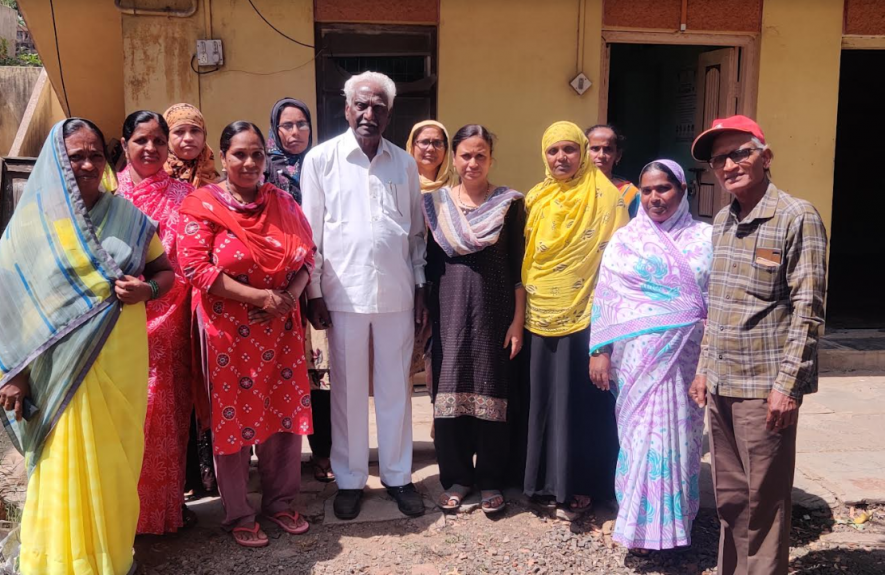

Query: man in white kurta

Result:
[300,71,427,520]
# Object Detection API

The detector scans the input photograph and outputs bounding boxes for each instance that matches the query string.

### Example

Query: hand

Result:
[115,275,152,304]
[503,321,523,360]
[689,374,707,407]
[258,289,295,318]
[766,389,799,432]
[248,309,275,325]
[0,372,30,421]
[307,297,332,330]
[414,287,429,332]
[589,353,612,391]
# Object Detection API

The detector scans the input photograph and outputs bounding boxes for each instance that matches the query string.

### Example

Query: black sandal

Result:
[181,504,198,530]
[310,458,335,483]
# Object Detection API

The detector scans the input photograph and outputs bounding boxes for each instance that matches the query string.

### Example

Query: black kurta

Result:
[428,200,526,421]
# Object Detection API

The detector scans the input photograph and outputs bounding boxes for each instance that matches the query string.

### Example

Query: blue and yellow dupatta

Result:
[0,120,156,472]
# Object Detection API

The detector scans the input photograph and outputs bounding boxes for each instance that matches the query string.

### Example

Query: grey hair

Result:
[750,136,769,151]
[343,71,397,109]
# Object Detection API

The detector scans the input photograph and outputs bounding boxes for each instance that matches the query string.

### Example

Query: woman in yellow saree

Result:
[0,118,174,575]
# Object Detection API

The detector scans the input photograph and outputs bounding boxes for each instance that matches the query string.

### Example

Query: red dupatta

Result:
[179,182,315,277]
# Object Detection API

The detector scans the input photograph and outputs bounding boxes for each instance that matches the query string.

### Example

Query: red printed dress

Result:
[117,167,195,535]
[177,183,314,457]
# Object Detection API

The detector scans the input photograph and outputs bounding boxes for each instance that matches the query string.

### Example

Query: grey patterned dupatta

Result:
[0,120,156,473]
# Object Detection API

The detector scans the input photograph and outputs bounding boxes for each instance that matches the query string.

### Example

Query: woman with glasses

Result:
[264,98,335,484]
[266,97,313,203]
[423,124,524,514]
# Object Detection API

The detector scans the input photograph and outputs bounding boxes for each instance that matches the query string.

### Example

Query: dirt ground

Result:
[133,484,885,575]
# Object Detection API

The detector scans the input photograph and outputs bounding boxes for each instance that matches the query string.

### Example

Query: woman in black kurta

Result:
[423,124,525,514]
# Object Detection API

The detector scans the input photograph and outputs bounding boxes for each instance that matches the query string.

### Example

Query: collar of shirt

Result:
[342,128,393,164]
[728,182,779,226]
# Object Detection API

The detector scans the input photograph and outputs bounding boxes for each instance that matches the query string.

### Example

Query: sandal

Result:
[181,504,198,530]
[310,458,335,483]
[568,495,592,512]
[231,522,269,548]
[480,490,506,514]
[437,484,471,510]
[265,511,310,535]
[629,548,652,557]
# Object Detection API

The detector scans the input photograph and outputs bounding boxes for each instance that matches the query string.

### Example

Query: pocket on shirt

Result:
[380,180,409,223]
[747,243,783,301]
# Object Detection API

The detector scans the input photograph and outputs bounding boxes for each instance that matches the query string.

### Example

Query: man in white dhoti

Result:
[301,71,428,520]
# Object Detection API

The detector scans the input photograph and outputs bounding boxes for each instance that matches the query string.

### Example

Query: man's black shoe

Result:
[386,483,425,517]
[333,489,364,520]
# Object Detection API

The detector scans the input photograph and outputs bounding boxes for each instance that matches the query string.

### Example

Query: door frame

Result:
[597,30,761,124]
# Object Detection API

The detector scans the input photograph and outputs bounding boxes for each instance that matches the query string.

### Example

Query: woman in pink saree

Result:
[117,110,197,534]
[589,160,712,554]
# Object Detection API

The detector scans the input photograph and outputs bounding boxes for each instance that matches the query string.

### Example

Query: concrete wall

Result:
[0,66,41,155]
[0,6,16,59]
[17,0,123,138]
[756,0,844,234]
[121,0,316,157]
[9,68,65,157]
[438,0,604,193]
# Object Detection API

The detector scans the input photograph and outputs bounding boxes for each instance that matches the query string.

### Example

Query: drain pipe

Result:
[114,0,197,17]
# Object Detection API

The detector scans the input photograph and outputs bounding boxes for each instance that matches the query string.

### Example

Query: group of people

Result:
[0,70,827,575]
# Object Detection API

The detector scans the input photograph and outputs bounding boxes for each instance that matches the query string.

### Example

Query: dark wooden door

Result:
[315,24,438,148]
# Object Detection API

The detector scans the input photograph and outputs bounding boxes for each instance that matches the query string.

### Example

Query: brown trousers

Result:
[709,393,796,575]
[214,432,303,529]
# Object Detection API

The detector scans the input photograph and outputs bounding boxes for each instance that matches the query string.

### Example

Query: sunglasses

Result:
[709,147,764,170]
[415,139,446,151]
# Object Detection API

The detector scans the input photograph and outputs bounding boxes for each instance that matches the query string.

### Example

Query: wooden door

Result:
[694,48,739,218]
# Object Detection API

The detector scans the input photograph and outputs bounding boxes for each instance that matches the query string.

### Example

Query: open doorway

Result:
[826,50,885,329]
[602,39,756,221]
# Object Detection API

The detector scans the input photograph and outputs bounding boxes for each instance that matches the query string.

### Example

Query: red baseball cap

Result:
[691,115,766,162]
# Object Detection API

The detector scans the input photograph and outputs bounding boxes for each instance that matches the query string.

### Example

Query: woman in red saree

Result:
[116,110,197,535]
[177,121,314,548]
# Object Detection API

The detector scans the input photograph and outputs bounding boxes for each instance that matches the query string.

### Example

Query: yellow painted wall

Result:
[756,0,843,234]
[438,0,604,194]
[18,0,124,139]
[121,0,316,157]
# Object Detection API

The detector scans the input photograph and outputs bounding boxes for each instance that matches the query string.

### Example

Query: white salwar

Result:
[301,128,426,489]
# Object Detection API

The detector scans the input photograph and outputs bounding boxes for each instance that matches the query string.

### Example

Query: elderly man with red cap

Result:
[688,116,827,575]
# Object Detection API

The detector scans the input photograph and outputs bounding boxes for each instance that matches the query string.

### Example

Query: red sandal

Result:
[266,511,310,535]
[231,522,269,548]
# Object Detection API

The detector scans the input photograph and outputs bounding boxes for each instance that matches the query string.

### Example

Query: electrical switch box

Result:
[196,39,224,66]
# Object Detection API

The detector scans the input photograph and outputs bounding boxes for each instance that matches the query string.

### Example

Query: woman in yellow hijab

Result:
[522,121,628,516]
[407,120,457,193]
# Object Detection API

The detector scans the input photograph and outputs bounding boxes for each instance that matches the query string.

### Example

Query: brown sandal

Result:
[310,458,335,483]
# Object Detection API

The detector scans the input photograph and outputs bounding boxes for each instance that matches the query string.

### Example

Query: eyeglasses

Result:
[415,139,446,151]
[279,121,310,132]
[708,147,764,170]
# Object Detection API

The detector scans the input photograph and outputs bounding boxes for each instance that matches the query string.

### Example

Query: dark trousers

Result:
[709,393,797,575]
[307,389,332,459]
[434,416,510,491]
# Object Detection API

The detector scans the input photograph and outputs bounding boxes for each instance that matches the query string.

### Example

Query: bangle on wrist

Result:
[148,280,160,300]
[261,289,275,310]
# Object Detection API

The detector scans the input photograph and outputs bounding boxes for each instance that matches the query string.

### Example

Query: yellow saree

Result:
[522,121,628,337]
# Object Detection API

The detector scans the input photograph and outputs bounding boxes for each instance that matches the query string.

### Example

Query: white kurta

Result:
[300,128,425,489]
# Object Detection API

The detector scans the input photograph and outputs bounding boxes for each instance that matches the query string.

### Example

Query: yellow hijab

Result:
[406,120,457,193]
[522,121,628,337]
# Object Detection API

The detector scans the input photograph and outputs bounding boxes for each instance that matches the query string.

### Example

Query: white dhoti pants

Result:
[328,310,414,489]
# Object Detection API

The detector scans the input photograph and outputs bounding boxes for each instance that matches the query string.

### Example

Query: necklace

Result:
[224,179,258,204]
[457,183,492,210]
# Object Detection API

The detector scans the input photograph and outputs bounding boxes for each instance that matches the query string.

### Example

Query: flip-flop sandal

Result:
[480,491,506,514]
[567,496,592,512]
[231,522,269,548]
[266,511,310,535]
[311,459,336,483]
[438,484,471,510]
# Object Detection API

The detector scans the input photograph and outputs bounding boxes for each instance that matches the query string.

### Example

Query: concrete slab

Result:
[323,488,441,526]
[797,451,885,505]
[818,531,885,549]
